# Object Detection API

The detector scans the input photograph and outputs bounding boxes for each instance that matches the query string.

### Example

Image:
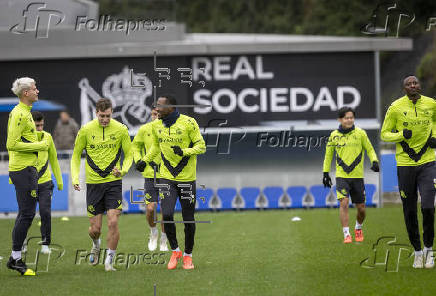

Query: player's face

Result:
[35,119,44,131]
[151,109,158,121]
[156,97,174,119]
[96,108,112,127]
[24,83,39,103]
[338,112,354,129]
[403,76,421,97]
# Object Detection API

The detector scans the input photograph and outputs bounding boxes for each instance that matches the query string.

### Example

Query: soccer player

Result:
[381,75,436,269]
[323,107,379,244]
[71,98,133,271]
[6,77,49,276]
[142,95,206,270]
[30,111,63,254]
[132,108,168,251]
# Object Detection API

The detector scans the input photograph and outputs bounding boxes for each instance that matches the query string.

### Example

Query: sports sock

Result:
[151,227,158,235]
[161,232,167,240]
[415,250,423,257]
[343,227,350,238]
[92,238,101,247]
[105,249,116,264]
[424,247,433,258]
[355,221,362,230]
[173,247,180,252]
[183,252,192,257]
[11,250,21,260]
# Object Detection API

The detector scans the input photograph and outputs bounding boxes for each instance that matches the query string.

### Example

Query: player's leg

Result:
[86,182,105,266]
[159,195,169,251]
[105,209,121,271]
[178,180,196,269]
[38,181,54,254]
[336,178,352,243]
[351,178,366,242]
[103,180,122,271]
[144,178,159,251]
[8,166,37,275]
[417,162,436,268]
[160,179,181,269]
[397,165,422,268]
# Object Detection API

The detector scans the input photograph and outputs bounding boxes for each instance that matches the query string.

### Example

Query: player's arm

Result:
[47,134,63,190]
[182,119,206,156]
[380,106,404,142]
[362,130,380,172]
[322,132,335,173]
[432,100,436,137]
[362,130,378,163]
[70,128,86,186]
[6,113,48,152]
[120,127,133,176]
[144,125,161,163]
[132,128,145,164]
[322,133,335,187]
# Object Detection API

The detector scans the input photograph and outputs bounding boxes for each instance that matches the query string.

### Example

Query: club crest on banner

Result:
[78,66,153,134]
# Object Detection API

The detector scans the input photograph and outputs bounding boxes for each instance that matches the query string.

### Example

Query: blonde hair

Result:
[11,77,35,97]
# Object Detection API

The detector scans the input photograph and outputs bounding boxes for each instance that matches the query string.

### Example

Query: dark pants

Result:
[160,179,196,254]
[9,167,38,251]
[37,181,54,245]
[398,161,436,251]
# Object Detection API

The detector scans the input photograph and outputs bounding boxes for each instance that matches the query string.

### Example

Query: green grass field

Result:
[0,207,435,295]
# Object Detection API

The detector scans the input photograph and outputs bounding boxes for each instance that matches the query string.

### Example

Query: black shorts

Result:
[397,161,436,209]
[336,178,366,204]
[144,178,161,204]
[86,180,122,217]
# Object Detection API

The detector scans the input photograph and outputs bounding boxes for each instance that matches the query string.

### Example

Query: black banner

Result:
[0,52,375,149]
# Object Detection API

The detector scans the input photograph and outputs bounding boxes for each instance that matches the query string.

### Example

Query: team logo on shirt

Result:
[403,122,408,127]
[110,134,116,141]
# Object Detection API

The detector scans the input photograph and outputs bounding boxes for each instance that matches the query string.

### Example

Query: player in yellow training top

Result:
[31,111,63,255]
[323,107,379,244]
[133,108,169,252]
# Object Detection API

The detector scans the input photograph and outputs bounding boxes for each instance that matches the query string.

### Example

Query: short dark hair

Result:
[96,98,112,112]
[338,107,355,118]
[160,94,177,106]
[403,75,419,86]
[32,111,44,122]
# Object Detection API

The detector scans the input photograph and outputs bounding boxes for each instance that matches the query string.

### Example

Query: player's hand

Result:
[428,137,436,148]
[403,129,412,139]
[73,184,80,191]
[171,145,183,156]
[370,161,380,172]
[58,183,63,191]
[322,172,332,188]
[135,160,147,172]
[112,167,122,177]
